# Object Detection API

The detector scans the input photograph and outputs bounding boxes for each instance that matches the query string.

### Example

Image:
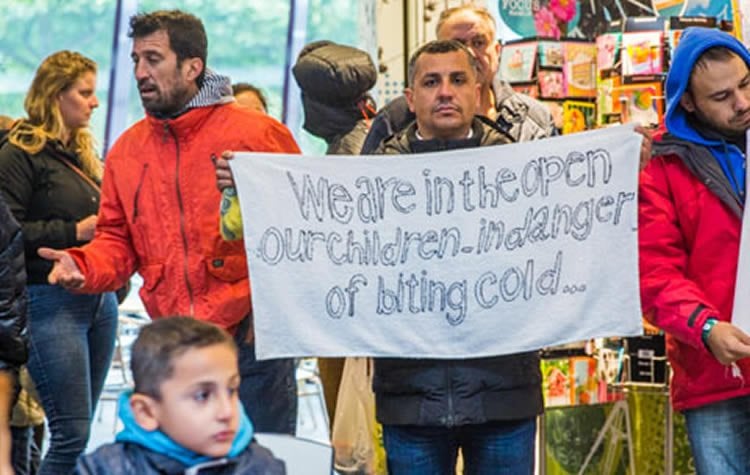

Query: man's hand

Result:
[214,150,236,191]
[634,125,653,171]
[0,371,14,475]
[37,247,85,289]
[706,321,750,365]
[76,214,97,242]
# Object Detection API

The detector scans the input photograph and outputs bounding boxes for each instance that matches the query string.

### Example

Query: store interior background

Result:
[3,0,750,473]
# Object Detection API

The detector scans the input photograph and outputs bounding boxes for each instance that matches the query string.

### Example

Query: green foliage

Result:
[0,0,115,138]
[0,0,363,152]
[0,0,115,74]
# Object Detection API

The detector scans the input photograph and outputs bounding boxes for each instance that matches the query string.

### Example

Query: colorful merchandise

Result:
[562,42,597,97]
[613,82,663,127]
[499,41,538,83]
[562,100,595,134]
[621,31,664,76]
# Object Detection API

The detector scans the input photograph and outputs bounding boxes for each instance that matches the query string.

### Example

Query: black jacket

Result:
[372,118,544,426]
[0,133,100,284]
[0,191,27,371]
[75,441,286,475]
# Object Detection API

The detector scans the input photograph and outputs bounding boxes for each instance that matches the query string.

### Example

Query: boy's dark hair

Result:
[407,40,479,87]
[232,82,268,111]
[131,317,236,399]
[128,10,208,87]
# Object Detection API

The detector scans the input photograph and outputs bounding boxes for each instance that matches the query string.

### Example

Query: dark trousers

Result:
[382,418,536,475]
[235,315,298,434]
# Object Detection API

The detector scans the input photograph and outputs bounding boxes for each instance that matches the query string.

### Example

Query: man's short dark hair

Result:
[689,46,742,94]
[131,317,236,399]
[407,40,479,87]
[129,10,208,87]
[232,82,268,111]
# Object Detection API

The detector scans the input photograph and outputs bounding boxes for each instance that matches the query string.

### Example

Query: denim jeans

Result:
[235,316,297,435]
[26,285,118,475]
[382,418,536,475]
[684,394,750,475]
[11,424,41,475]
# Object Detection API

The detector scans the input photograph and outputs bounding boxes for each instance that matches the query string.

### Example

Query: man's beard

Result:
[140,81,193,117]
[692,105,750,138]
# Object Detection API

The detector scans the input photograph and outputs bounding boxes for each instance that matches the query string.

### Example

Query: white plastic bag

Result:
[331,357,387,475]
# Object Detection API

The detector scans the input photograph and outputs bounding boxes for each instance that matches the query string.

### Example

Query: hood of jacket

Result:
[114,391,254,468]
[666,27,750,141]
[301,93,375,143]
[664,27,750,198]
[152,68,234,120]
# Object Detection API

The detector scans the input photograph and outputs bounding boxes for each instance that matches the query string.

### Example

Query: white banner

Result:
[732,130,750,333]
[232,125,644,359]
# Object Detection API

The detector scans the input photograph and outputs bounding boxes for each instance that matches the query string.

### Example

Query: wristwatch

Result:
[701,317,719,347]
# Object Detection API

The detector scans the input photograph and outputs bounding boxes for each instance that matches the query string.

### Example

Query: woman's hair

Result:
[9,50,102,181]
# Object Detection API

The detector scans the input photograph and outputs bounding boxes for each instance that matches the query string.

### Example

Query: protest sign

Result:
[231,125,644,359]
[732,131,750,333]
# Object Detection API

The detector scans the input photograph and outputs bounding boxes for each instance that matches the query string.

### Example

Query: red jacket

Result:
[68,104,300,331]
[639,148,750,411]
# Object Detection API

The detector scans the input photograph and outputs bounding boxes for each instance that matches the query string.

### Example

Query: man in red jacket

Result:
[39,10,299,435]
[640,27,750,473]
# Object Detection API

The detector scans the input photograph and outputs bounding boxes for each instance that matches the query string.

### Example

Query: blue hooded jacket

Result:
[665,27,750,199]
[75,391,288,474]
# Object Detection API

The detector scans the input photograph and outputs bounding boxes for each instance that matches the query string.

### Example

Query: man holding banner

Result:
[640,27,750,474]
[370,39,541,475]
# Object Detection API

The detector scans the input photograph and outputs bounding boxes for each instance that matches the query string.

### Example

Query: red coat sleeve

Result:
[67,150,138,293]
[638,156,717,350]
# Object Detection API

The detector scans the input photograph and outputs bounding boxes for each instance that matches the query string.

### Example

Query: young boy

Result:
[76,317,286,474]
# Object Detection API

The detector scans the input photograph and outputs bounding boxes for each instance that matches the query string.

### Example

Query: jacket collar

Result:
[384,116,511,154]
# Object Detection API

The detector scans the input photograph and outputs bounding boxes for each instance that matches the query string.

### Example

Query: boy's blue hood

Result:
[114,391,254,467]
[666,27,750,142]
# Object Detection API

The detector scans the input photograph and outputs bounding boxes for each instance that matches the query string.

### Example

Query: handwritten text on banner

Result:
[232,125,644,359]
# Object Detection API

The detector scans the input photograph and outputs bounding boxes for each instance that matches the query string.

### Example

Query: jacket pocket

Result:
[205,254,248,282]
[140,263,164,291]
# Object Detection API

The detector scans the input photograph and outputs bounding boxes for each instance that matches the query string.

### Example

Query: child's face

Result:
[152,343,241,457]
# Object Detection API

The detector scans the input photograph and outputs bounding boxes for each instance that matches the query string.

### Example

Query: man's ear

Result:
[404,88,416,113]
[182,57,204,83]
[680,91,696,113]
[474,82,481,109]
[130,393,161,431]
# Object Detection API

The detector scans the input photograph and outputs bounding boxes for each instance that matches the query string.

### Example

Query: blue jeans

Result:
[684,394,750,475]
[11,424,42,475]
[235,316,297,435]
[26,285,118,475]
[382,418,536,475]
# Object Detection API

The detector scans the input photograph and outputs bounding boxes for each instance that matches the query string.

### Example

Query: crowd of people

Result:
[0,3,749,475]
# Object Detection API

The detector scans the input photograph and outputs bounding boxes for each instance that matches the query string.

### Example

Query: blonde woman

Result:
[0,51,117,475]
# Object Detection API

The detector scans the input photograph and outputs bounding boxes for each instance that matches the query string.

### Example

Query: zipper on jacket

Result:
[165,122,195,317]
[132,163,149,224]
[445,363,455,427]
